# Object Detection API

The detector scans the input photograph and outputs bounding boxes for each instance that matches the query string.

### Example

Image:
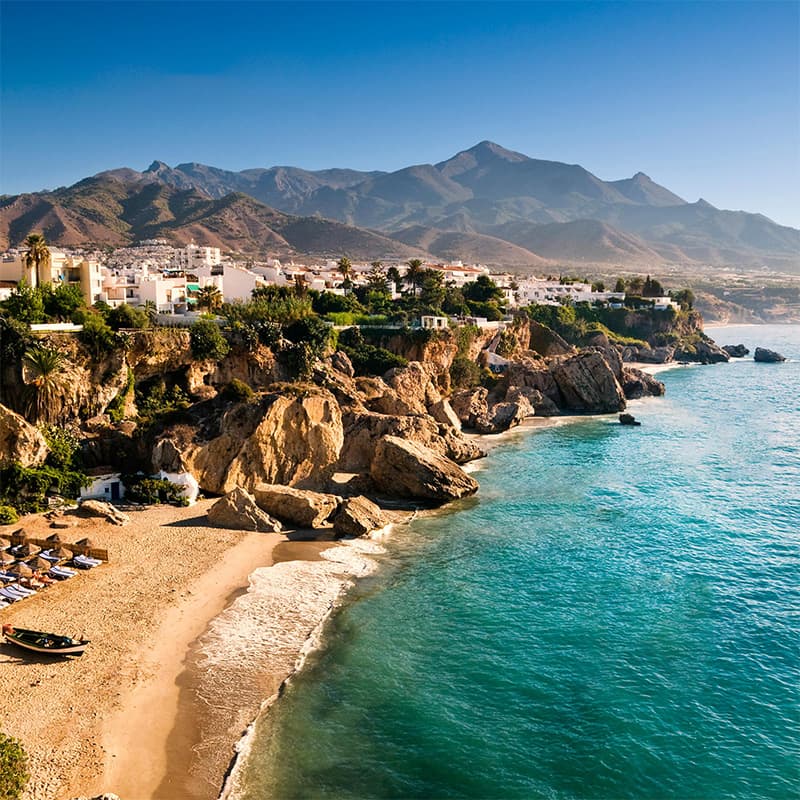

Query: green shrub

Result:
[122,475,187,506]
[135,381,190,422]
[222,379,254,403]
[0,463,88,514]
[79,313,116,359]
[450,355,482,389]
[107,367,134,423]
[0,505,19,525]
[0,732,29,799]
[190,319,229,361]
[106,303,149,330]
[39,424,81,469]
[336,327,408,376]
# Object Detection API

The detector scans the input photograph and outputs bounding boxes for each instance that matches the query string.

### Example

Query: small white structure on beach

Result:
[80,472,125,502]
[158,470,200,505]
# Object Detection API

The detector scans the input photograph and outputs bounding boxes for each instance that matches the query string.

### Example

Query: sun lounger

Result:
[0,572,18,584]
[6,584,35,597]
[48,566,77,580]
[72,554,102,569]
[40,550,62,564]
[0,587,20,602]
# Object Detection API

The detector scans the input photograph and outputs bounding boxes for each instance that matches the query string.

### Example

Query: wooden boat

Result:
[2,624,89,656]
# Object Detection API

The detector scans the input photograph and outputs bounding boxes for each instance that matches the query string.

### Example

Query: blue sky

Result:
[2,1,798,227]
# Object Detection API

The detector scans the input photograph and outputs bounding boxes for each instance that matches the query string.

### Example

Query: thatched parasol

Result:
[9,528,28,546]
[74,537,94,549]
[48,546,73,560]
[0,550,15,565]
[13,542,40,558]
[7,562,33,577]
[27,556,53,572]
[45,533,63,545]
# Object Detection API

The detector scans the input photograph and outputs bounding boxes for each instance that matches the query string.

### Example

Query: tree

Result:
[189,318,229,361]
[386,266,402,290]
[41,282,85,321]
[0,732,29,799]
[106,303,148,330]
[642,275,665,297]
[22,346,65,423]
[79,313,116,359]
[627,276,645,295]
[591,281,606,292]
[419,269,445,313]
[337,257,353,295]
[463,274,504,304]
[139,300,158,324]
[614,277,626,293]
[405,259,424,297]
[2,280,44,324]
[23,233,51,288]
[366,261,388,293]
[195,285,223,313]
[671,288,695,310]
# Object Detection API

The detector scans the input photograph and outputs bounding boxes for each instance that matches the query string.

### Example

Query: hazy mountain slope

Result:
[389,225,549,267]
[0,178,424,259]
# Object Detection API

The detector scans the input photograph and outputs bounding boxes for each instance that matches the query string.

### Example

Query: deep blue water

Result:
[234,325,800,800]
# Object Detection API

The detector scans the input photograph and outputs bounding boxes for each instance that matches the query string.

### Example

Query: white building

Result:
[172,244,222,270]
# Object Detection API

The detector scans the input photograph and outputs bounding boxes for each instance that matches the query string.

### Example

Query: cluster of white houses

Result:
[0,240,679,318]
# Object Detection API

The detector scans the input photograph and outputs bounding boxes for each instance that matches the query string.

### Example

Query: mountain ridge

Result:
[3,142,798,272]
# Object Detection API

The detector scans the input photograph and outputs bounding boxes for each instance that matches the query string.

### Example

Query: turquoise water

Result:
[236,325,800,800]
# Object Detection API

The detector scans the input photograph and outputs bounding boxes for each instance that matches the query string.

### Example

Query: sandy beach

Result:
[0,499,371,800]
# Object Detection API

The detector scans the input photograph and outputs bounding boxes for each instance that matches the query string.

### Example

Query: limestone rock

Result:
[77,500,130,526]
[153,388,344,495]
[429,398,462,430]
[207,487,282,532]
[370,436,479,502]
[620,367,665,399]
[339,410,483,472]
[332,495,386,538]
[528,321,573,357]
[621,344,675,364]
[475,400,530,435]
[253,483,340,528]
[330,350,355,377]
[675,338,729,364]
[551,351,626,413]
[382,362,443,415]
[754,347,786,363]
[722,344,749,358]
[450,387,489,428]
[503,358,562,404]
[619,413,641,426]
[0,403,49,468]
[505,385,560,417]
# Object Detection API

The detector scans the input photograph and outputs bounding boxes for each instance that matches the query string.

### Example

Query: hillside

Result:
[0,177,424,260]
[5,141,799,270]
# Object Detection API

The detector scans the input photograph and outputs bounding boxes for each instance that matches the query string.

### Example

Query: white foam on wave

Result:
[206,536,385,799]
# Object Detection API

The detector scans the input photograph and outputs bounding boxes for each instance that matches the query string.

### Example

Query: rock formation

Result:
[207,487,283,531]
[77,500,130,526]
[332,495,386,537]
[551,351,626,412]
[754,347,786,363]
[370,436,479,502]
[253,483,339,528]
[675,338,729,364]
[620,367,666,399]
[722,344,749,358]
[0,404,49,468]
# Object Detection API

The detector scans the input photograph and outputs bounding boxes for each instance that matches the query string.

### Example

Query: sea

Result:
[228,324,800,800]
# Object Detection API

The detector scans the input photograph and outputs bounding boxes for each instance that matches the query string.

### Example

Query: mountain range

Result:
[2,141,798,272]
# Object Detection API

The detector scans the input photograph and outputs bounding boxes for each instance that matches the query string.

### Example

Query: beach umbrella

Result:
[9,528,28,546]
[7,562,33,578]
[0,550,15,565]
[48,546,73,560]
[27,556,53,572]
[45,533,62,545]
[74,537,94,549]
[14,542,40,558]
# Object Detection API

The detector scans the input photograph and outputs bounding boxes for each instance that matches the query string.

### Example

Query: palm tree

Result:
[405,259,424,297]
[196,285,223,313]
[337,257,353,295]
[139,300,158,324]
[22,346,65,423]
[23,233,51,288]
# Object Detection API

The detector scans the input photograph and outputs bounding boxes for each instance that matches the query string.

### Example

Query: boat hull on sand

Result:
[2,625,89,656]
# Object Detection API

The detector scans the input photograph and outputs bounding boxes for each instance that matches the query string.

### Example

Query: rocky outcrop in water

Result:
[551,351,626,412]
[207,487,283,531]
[332,495,386,538]
[253,483,340,528]
[370,436,479,502]
[620,344,675,364]
[753,347,786,363]
[722,344,749,358]
[0,403,49,468]
[675,338,729,364]
[620,367,666,399]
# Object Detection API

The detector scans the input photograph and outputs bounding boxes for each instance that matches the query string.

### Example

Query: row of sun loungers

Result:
[0,538,104,609]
